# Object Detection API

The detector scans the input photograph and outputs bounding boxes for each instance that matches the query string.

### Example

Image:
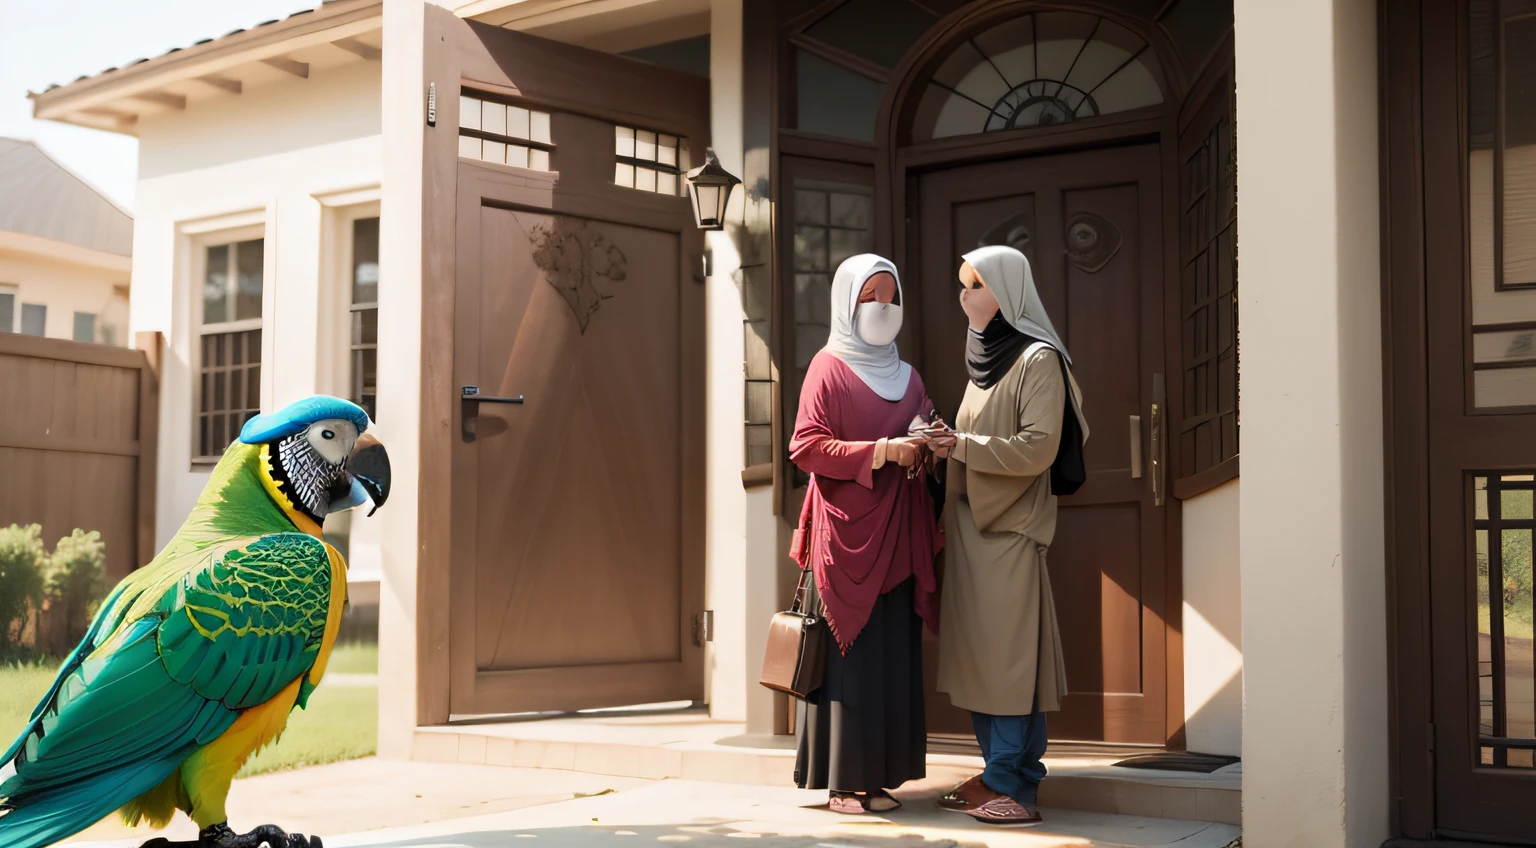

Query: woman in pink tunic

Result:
[789,253,940,815]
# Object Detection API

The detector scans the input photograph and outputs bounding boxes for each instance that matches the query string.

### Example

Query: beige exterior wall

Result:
[1235,0,1389,845]
[0,246,129,345]
[126,55,383,563]
[1181,480,1241,757]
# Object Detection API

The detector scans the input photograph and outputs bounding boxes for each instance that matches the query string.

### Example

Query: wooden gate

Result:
[416,7,708,718]
[0,332,159,583]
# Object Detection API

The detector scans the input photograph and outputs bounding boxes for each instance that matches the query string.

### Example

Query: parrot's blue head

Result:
[240,396,391,525]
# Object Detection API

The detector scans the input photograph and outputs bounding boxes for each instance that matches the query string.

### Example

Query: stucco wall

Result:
[127,57,382,561]
[1181,480,1241,756]
[0,251,128,344]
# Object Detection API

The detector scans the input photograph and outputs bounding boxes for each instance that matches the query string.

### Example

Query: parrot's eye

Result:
[321,429,335,440]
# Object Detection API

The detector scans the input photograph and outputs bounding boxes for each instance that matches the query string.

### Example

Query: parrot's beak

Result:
[349,432,391,517]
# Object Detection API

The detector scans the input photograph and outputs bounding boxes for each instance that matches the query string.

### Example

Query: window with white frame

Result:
[0,285,15,333]
[348,217,380,421]
[196,236,264,460]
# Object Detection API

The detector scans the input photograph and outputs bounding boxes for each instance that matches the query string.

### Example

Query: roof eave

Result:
[29,0,383,136]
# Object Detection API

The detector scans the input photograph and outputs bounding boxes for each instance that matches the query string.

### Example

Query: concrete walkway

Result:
[62,759,1238,848]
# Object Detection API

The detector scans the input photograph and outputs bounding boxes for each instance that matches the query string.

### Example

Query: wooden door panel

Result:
[430,10,708,717]
[917,145,1167,743]
[471,209,682,674]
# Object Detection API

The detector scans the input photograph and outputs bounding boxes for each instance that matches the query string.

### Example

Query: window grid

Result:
[1475,473,1536,769]
[197,238,263,460]
[458,93,553,171]
[349,216,380,422]
[788,179,875,487]
[614,126,687,195]
[1176,91,1238,486]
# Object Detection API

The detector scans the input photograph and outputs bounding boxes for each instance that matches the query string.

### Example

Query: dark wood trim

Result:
[1172,456,1238,501]
[1471,319,1536,333]
[779,130,877,163]
[742,463,773,487]
[1175,30,1235,134]
[786,32,892,83]
[896,110,1165,168]
[783,0,847,34]
[1378,0,1435,837]
[1472,356,1536,370]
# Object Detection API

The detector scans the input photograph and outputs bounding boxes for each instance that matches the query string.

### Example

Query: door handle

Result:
[1129,414,1143,479]
[461,385,523,442]
[1150,374,1166,507]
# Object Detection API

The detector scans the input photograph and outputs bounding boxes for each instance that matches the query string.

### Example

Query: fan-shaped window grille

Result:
[911,12,1164,142]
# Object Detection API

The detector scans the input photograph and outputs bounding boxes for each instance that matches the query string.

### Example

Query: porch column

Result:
[1234,0,1390,846]
[375,0,427,759]
[705,0,781,734]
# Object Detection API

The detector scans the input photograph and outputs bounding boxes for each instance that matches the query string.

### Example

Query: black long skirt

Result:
[794,577,927,793]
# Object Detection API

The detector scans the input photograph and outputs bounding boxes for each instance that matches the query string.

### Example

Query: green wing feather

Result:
[0,533,334,848]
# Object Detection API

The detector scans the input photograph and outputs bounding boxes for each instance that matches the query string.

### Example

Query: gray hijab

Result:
[962,245,1072,365]
[962,245,1089,445]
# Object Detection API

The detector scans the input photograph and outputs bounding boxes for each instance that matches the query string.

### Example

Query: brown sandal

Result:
[937,775,987,812]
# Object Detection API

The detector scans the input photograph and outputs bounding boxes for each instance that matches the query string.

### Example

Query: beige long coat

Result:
[936,346,1070,716]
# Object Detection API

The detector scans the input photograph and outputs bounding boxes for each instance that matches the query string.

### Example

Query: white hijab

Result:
[962,245,1090,443]
[824,253,913,402]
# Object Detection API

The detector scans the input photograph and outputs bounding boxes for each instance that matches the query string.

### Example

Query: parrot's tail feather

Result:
[0,757,181,848]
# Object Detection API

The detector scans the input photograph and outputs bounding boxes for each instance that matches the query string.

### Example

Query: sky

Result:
[0,0,314,212]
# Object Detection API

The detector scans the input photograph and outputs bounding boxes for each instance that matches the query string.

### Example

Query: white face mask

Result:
[854,302,903,347]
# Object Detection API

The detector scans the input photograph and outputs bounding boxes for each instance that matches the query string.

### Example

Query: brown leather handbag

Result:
[759,567,826,699]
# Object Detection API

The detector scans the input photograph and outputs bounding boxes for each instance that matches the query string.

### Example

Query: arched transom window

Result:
[912,12,1165,142]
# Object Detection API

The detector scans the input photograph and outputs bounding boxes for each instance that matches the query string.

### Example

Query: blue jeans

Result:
[971,711,1049,805]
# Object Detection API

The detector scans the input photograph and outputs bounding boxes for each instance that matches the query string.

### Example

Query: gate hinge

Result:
[692,610,714,646]
[427,82,437,127]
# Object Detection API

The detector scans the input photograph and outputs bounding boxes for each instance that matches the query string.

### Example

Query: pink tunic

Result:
[789,352,940,653]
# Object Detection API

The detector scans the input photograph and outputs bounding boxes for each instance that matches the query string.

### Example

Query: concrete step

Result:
[411,709,1241,828]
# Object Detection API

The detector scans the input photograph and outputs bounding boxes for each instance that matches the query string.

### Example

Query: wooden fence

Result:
[0,331,160,582]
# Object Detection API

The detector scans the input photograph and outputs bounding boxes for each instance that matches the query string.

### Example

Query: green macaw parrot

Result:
[0,396,390,848]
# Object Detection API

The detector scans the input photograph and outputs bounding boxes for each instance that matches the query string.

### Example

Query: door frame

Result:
[415,5,709,725]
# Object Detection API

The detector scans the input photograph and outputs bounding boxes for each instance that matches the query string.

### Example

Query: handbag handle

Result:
[791,568,818,622]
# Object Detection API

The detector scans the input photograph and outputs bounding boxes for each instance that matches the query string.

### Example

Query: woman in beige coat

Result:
[931,245,1088,828]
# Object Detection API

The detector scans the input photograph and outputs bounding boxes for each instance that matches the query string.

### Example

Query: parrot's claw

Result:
[140,822,322,848]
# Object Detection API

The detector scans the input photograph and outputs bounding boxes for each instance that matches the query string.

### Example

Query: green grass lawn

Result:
[0,642,379,779]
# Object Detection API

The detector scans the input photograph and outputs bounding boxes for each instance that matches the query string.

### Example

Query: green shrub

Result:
[0,525,47,656]
[46,529,106,646]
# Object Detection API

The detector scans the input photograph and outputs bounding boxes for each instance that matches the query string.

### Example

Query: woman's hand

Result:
[928,434,958,459]
[889,438,922,467]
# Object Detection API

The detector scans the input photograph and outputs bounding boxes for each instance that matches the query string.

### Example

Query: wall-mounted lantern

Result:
[685,148,741,231]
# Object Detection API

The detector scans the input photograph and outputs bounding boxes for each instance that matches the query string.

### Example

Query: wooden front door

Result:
[429,13,708,716]
[914,145,1168,743]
